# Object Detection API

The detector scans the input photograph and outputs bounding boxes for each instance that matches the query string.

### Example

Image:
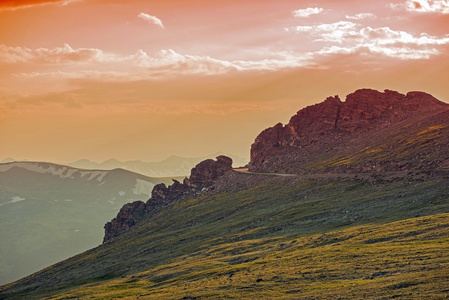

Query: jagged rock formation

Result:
[249,89,449,174]
[103,201,147,243]
[187,155,233,186]
[103,156,233,242]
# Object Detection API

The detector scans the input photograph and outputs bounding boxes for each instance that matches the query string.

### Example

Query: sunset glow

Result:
[1,0,449,163]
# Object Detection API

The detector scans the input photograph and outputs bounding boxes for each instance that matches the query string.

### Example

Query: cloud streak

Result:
[1,17,449,84]
[292,7,324,18]
[0,44,312,81]
[0,44,104,64]
[288,21,449,60]
[345,13,376,20]
[290,21,357,44]
[137,12,165,28]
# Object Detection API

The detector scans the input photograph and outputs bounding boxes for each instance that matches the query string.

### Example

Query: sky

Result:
[1,0,449,163]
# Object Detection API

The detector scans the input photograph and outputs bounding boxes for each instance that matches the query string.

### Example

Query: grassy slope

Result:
[48,213,449,300]
[311,122,449,171]
[1,174,448,299]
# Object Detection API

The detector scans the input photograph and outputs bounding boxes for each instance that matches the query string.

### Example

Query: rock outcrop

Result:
[103,201,147,242]
[249,89,449,173]
[103,156,233,243]
[188,155,233,187]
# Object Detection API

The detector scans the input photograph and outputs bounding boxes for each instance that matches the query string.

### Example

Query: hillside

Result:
[0,162,175,285]
[1,88,448,299]
[1,173,448,299]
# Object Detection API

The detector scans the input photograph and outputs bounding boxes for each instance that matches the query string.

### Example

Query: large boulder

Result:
[189,155,233,187]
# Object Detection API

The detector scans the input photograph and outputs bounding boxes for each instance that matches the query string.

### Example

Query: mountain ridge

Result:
[249,88,449,174]
[102,88,449,245]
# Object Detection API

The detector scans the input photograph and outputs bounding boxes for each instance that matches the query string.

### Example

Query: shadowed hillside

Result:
[0,162,175,285]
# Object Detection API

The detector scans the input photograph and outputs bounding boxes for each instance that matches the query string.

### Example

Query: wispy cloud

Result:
[315,43,440,60]
[359,26,449,46]
[2,19,449,86]
[292,7,324,18]
[289,21,358,43]
[137,12,165,29]
[391,0,449,14]
[288,21,449,60]
[0,44,312,81]
[345,13,377,20]
[0,44,104,64]
[0,0,80,11]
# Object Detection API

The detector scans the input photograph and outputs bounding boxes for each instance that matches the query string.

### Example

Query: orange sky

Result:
[1,0,449,163]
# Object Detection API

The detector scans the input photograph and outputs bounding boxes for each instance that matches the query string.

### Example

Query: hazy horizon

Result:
[0,152,250,165]
[1,0,449,163]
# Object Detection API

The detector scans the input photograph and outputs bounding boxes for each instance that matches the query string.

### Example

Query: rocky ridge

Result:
[104,89,449,242]
[103,156,233,242]
[249,89,449,174]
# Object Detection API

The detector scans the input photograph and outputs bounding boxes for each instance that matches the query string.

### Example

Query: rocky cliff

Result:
[103,156,233,242]
[249,89,449,174]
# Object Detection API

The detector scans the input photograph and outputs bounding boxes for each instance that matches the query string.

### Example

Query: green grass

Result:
[1,176,449,299]
[305,122,449,172]
[45,213,449,299]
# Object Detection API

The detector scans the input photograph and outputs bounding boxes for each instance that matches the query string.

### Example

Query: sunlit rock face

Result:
[249,89,449,173]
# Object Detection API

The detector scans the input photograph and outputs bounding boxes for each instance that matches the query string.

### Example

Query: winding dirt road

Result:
[231,167,439,181]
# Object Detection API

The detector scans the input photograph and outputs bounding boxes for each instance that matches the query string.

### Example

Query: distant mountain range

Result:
[66,153,248,177]
[0,161,174,285]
